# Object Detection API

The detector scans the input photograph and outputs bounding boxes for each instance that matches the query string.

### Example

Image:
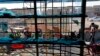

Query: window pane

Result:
[37,0,82,16]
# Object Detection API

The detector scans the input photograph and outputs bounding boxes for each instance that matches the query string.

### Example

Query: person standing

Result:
[24,27,32,39]
[90,23,98,32]
[89,23,99,43]
[37,28,42,37]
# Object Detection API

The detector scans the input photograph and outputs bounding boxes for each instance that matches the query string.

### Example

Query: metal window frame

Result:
[33,0,86,56]
[0,0,86,56]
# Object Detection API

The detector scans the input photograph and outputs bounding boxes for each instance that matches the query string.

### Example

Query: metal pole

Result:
[60,0,62,56]
[34,0,39,56]
[80,0,86,56]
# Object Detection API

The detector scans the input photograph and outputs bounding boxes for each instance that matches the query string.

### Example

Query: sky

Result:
[0,1,100,9]
[0,2,33,9]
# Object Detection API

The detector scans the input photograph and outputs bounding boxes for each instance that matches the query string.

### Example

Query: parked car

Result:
[89,17,100,22]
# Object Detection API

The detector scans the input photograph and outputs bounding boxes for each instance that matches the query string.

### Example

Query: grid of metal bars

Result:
[34,0,86,56]
[0,0,87,56]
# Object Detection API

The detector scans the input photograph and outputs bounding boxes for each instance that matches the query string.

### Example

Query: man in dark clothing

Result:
[37,28,42,37]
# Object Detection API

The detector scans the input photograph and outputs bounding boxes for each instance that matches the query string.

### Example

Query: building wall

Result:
[86,7,94,17]
[12,8,34,15]
[93,5,100,16]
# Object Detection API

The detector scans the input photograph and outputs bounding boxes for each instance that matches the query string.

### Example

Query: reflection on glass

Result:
[0,1,82,16]
[37,0,82,16]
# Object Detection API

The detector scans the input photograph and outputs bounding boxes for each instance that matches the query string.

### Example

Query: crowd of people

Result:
[8,22,99,40]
